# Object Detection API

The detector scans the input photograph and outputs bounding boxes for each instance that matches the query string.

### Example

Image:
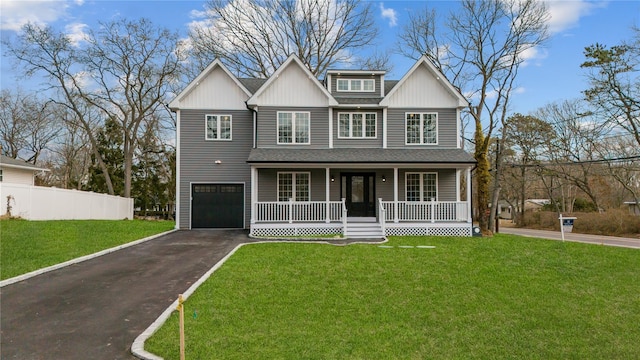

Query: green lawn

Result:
[146,234,640,359]
[0,219,174,280]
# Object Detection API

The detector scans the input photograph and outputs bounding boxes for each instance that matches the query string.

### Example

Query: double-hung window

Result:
[406,113,437,145]
[406,172,437,201]
[336,79,375,92]
[205,114,232,140]
[338,113,376,138]
[278,112,310,144]
[278,172,310,201]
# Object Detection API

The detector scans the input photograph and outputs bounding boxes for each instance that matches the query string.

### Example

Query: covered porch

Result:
[247,148,475,238]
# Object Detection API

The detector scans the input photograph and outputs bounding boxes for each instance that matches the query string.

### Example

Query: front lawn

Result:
[0,219,174,280]
[146,234,640,359]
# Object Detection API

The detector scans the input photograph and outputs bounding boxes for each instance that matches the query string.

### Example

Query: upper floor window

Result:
[406,172,438,201]
[406,113,437,145]
[278,112,310,144]
[336,79,375,92]
[278,172,310,201]
[338,113,377,138]
[206,114,232,140]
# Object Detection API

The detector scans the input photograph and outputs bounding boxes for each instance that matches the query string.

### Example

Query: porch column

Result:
[251,166,258,224]
[456,169,461,202]
[466,167,472,223]
[394,167,399,223]
[325,167,331,223]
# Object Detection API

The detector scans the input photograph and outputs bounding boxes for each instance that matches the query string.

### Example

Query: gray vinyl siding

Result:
[256,107,329,149]
[178,109,253,229]
[330,74,382,97]
[333,109,383,148]
[255,168,455,202]
[387,108,458,148]
[398,169,457,201]
[257,168,331,202]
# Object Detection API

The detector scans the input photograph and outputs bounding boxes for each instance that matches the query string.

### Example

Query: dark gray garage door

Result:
[192,184,244,228]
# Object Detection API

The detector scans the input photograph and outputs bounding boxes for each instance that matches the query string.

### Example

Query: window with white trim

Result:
[406,172,437,201]
[278,112,310,144]
[278,172,310,201]
[406,113,437,144]
[205,114,232,140]
[338,112,376,138]
[336,79,375,92]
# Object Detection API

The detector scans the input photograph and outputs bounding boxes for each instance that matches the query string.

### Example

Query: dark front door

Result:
[341,173,375,217]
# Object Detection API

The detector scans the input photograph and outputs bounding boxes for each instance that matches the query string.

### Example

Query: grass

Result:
[146,234,640,359]
[0,219,174,280]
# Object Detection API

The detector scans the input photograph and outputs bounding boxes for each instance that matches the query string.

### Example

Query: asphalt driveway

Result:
[0,230,254,360]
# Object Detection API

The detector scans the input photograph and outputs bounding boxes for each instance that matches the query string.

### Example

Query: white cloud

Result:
[0,0,77,31]
[64,22,89,47]
[379,2,397,27]
[543,0,607,34]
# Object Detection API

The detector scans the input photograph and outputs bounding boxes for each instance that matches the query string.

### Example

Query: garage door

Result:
[192,184,244,228]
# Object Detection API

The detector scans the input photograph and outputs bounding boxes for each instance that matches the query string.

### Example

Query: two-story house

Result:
[169,54,475,238]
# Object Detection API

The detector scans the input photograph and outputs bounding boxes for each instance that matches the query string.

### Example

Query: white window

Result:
[338,113,377,138]
[336,79,375,92]
[278,172,310,201]
[278,112,310,144]
[406,172,437,201]
[406,113,437,145]
[205,114,232,140]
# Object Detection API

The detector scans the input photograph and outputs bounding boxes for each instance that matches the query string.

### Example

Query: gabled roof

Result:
[0,155,49,172]
[380,56,468,108]
[246,54,338,106]
[169,59,252,110]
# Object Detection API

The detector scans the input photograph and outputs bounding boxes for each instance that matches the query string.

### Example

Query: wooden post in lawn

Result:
[177,294,185,360]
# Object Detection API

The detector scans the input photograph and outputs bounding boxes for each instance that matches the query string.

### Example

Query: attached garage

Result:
[191,184,244,228]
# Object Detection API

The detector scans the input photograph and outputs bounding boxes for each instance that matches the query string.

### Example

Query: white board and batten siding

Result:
[384,63,460,108]
[172,66,250,110]
[251,62,330,107]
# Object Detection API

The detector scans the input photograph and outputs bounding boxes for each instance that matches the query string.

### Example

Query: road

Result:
[499,227,640,249]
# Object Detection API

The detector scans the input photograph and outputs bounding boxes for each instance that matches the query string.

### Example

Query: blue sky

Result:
[1,0,639,114]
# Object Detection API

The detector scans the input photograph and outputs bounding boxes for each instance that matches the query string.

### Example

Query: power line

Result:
[505,155,640,168]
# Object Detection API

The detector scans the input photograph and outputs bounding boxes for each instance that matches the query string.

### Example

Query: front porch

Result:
[249,198,473,238]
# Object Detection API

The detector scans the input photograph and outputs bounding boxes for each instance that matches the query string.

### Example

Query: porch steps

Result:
[345,222,385,239]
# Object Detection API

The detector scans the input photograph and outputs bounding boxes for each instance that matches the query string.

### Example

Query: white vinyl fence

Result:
[0,183,133,220]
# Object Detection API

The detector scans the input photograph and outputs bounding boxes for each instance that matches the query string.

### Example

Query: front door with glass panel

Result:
[341,173,375,217]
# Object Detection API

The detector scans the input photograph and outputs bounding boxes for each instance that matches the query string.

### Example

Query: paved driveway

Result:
[499,227,640,249]
[0,230,254,360]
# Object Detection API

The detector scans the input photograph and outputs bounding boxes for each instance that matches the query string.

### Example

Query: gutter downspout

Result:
[245,101,257,149]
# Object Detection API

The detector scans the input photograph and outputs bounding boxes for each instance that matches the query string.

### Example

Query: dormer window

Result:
[337,79,375,92]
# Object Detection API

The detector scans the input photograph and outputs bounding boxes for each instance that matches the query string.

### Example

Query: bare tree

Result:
[4,24,117,194]
[189,0,380,77]
[398,0,550,231]
[5,18,182,197]
[502,113,554,225]
[0,89,61,163]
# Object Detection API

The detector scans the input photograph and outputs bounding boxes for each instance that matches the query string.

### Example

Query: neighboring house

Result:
[525,199,550,212]
[497,200,513,220]
[624,201,640,216]
[0,155,49,185]
[169,54,476,238]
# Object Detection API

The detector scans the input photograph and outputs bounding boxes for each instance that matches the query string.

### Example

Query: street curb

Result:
[131,238,388,360]
[0,229,178,288]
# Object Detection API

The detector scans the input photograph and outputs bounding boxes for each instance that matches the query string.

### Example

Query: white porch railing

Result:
[381,200,469,222]
[254,199,344,223]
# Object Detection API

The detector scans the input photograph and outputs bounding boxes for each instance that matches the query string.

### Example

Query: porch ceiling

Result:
[247,148,476,165]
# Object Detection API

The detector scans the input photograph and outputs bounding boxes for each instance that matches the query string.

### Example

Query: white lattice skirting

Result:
[385,226,472,237]
[250,226,343,238]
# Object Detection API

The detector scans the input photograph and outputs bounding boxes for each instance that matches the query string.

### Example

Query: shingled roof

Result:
[247,148,476,164]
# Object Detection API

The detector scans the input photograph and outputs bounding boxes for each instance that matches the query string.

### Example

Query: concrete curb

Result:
[131,238,388,360]
[0,229,178,288]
